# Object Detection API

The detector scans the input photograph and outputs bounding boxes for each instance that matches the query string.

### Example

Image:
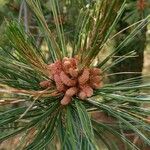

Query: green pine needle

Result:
[0,0,150,149]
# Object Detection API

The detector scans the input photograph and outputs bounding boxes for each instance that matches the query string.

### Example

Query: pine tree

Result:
[0,0,150,149]
[112,0,150,82]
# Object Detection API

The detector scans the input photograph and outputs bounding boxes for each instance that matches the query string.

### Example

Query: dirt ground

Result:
[143,50,150,75]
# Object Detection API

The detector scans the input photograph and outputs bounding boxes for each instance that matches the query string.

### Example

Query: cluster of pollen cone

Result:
[40,57,103,105]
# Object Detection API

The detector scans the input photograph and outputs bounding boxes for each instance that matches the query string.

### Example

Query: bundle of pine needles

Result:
[0,0,150,149]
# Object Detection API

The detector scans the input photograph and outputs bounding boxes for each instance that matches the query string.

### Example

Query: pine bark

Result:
[111,21,146,82]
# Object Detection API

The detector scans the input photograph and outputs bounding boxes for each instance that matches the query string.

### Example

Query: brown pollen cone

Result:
[39,57,103,105]
[137,0,147,11]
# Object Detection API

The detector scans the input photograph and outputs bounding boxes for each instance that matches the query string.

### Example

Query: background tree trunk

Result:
[111,18,147,82]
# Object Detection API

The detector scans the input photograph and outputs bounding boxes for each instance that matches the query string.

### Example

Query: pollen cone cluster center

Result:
[40,57,103,105]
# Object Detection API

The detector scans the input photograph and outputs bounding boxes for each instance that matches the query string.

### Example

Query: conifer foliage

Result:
[0,0,150,149]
